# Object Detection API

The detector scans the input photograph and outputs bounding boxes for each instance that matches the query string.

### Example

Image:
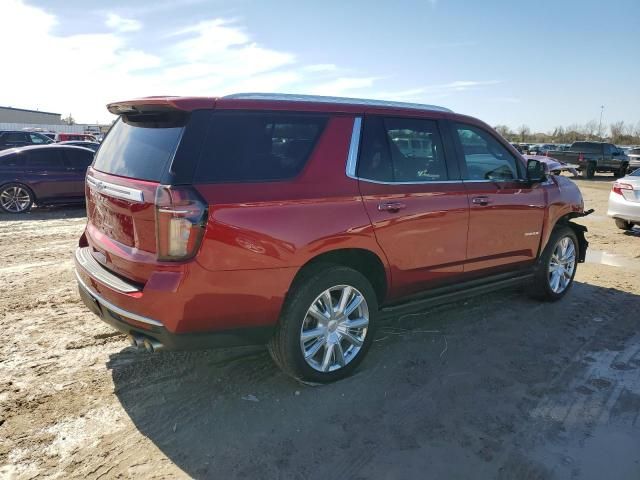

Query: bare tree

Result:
[494,125,513,139]
[517,125,530,142]
[582,120,598,139]
[62,114,75,126]
[610,121,625,143]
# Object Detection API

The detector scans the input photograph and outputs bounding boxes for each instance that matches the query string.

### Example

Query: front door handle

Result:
[378,201,406,212]
[471,196,491,206]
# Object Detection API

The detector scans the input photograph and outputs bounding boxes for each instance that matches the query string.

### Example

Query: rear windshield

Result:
[195,112,327,183]
[93,113,185,181]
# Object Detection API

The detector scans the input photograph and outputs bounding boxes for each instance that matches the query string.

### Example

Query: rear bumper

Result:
[607,192,640,223]
[76,270,273,349]
[73,246,294,348]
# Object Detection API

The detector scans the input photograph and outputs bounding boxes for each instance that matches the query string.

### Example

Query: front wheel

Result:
[0,183,34,213]
[268,265,378,383]
[583,163,596,179]
[614,164,628,178]
[530,226,579,301]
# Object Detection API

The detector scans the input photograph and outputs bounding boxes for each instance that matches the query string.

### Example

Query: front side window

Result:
[1,132,28,144]
[455,124,520,181]
[29,133,49,144]
[358,116,447,182]
[195,112,327,183]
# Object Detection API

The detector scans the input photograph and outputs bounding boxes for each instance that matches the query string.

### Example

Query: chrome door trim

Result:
[87,175,144,203]
[346,117,362,179]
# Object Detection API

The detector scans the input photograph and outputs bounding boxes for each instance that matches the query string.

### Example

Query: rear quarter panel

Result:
[193,115,389,275]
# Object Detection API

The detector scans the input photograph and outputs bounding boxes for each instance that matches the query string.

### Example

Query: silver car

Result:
[608,169,640,230]
[626,147,640,172]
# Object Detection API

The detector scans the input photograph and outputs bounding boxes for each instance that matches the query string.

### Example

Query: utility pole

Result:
[598,105,604,139]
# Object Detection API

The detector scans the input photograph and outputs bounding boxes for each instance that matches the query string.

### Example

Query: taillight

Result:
[612,182,633,195]
[155,186,208,261]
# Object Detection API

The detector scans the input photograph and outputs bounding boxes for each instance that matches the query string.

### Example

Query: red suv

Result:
[74,93,589,382]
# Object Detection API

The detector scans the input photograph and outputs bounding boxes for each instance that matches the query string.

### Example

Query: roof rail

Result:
[223,93,453,113]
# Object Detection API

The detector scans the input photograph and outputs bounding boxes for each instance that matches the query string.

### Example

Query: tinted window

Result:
[63,148,93,169]
[195,112,327,183]
[1,132,28,144]
[571,142,600,153]
[358,116,448,182]
[93,114,186,182]
[25,149,64,169]
[629,148,640,155]
[455,123,519,180]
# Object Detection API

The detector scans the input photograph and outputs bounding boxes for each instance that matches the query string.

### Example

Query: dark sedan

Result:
[0,145,93,213]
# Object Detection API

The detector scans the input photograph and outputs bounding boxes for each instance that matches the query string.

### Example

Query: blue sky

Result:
[2,0,639,132]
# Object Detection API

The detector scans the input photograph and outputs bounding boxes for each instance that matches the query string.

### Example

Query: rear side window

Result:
[25,149,64,169]
[571,142,599,153]
[1,132,28,144]
[358,116,448,182]
[195,112,327,183]
[455,123,519,180]
[93,113,186,182]
[63,148,93,169]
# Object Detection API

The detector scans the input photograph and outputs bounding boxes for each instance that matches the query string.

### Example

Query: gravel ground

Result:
[1,175,639,479]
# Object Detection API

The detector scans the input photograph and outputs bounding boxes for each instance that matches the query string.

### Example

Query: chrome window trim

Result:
[74,269,164,327]
[346,117,362,179]
[87,175,144,203]
[357,178,464,185]
[223,93,453,113]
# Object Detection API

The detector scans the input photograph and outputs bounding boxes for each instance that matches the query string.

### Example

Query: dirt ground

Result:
[1,175,639,479]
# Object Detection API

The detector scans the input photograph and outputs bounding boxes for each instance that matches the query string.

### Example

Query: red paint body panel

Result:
[77,95,586,341]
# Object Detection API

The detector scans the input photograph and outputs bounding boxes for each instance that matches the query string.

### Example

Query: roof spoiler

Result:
[107,96,217,115]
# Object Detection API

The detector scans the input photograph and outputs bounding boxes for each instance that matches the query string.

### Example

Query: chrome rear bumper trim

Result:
[75,269,163,327]
[75,247,140,294]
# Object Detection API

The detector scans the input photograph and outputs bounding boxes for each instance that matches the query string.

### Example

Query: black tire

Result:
[0,183,34,213]
[583,162,596,179]
[530,226,579,302]
[613,164,628,178]
[268,264,378,383]
[615,218,633,230]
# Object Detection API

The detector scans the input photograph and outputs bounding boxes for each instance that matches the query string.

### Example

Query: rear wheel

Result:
[583,162,596,179]
[268,265,377,383]
[0,183,34,213]
[530,226,578,301]
[615,218,633,230]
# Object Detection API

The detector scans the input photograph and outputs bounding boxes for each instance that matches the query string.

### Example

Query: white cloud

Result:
[105,13,142,33]
[0,1,497,123]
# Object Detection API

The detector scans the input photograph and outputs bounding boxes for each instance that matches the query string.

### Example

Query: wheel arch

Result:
[545,214,588,263]
[288,248,389,305]
[0,181,37,206]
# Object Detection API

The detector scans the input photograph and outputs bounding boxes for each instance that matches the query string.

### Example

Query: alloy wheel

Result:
[548,236,576,294]
[300,285,369,373]
[0,186,31,213]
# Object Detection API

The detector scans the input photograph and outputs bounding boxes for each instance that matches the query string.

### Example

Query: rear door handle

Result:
[471,196,491,206]
[378,201,406,212]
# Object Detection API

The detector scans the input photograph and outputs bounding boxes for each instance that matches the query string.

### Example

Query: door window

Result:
[25,149,64,169]
[358,116,448,182]
[455,124,520,180]
[1,132,29,145]
[29,133,49,144]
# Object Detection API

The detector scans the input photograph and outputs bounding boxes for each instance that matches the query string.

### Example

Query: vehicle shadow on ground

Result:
[0,204,86,221]
[108,281,640,479]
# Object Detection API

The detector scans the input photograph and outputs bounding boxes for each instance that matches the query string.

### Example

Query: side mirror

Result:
[527,159,546,182]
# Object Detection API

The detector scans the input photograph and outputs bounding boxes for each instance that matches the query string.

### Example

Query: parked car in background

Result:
[74,93,589,383]
[626,147,640,172]
[548,142,629,178]
[58,140,100,152]
[529,144,556,156]
[0,145,93,213]
[0,130,53,151]
[55,133,97,142]
[523,155,579,177]
[608,169,640,230]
